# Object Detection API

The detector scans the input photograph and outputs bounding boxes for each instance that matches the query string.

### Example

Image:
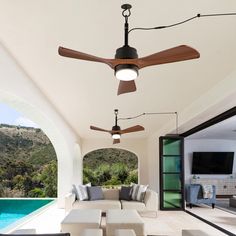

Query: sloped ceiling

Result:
[0,0,236,139]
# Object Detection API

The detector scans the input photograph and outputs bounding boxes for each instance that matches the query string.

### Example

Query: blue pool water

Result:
[0,199,53,230]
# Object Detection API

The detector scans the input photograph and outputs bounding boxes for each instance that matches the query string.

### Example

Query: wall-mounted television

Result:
[191,152,234,174]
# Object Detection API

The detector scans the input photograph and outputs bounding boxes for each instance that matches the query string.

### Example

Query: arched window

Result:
[83,148,138,186]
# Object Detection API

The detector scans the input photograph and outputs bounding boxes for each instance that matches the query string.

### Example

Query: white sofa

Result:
[65,188,158,213]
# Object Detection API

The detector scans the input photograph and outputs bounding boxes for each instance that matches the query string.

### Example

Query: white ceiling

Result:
[187,115,236,140]
[0,0,236,139]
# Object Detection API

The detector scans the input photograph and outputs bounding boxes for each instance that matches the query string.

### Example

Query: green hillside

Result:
[83,148,138,186]
[0,124,57,197]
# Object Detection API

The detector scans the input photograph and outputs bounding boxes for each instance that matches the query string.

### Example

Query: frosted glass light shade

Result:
[112,133,121,139]
[115,67,138,81]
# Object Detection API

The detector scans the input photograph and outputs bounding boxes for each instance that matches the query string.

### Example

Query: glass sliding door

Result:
[159,136,184,210]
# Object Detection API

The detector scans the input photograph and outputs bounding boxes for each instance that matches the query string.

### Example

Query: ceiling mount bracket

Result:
[121,4,132,46]
[121,4,132,12]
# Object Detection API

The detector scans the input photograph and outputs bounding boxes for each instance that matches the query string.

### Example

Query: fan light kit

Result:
[112,133,121,139]
[58,3,201,95]
[90,109,144,144]
[115,65,138,81]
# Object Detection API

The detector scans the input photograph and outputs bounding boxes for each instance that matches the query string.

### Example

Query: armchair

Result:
[185,184,216,209]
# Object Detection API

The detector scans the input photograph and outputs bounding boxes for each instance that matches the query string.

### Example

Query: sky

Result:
[0,103,39,128]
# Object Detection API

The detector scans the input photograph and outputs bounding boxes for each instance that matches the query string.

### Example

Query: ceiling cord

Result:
[128,13,236,34]
[118,112,179,134]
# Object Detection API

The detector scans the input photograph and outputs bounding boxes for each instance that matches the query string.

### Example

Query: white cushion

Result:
[121,200,146,211]
[73,199,121,212]
[131,184,148,202]
[73,183,91,201]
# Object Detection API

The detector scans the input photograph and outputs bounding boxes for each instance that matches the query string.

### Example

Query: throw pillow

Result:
[131,183,148,202]
[72,183,91,201]
[119,186,132,201]
[87,186,104,201]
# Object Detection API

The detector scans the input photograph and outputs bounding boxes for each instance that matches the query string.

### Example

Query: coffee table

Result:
[106,209,145,236]
[61,209,102,236]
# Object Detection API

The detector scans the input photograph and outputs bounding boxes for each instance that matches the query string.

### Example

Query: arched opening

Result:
[83,148,138,186]
[0,103,57,197]
[0,43,81,208]
[0,92,80,208]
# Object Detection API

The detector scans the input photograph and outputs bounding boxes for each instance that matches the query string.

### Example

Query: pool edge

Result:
[0,198,56,233]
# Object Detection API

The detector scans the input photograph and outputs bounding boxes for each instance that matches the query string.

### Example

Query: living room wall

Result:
[185,139,236,183]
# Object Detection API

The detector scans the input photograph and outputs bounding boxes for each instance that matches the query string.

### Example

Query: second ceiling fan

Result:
[58,4,200,95]
[90,109,144,144]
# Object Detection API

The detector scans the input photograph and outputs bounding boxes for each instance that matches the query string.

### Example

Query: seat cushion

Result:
[121,200,146,211]
[73,200,121,211]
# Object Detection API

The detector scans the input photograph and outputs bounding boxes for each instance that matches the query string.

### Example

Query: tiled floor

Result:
[7,202,229,236]
[186,204,236,235]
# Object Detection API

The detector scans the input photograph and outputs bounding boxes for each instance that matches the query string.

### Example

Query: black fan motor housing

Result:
[115,45,138,59]
[112,125,121,131]
[115,46,139,74]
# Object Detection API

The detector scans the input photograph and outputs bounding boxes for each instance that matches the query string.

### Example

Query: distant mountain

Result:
[0,124,56,166]
[0,124,57,197]
[83,148,138,170]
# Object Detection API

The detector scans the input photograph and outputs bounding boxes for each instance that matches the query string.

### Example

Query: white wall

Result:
[184,139,236,183]
[0,43,82,208]
[81,138,149,185]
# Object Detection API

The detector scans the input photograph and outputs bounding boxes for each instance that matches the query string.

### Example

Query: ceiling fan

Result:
[58,4,200,95]
[90,109,144,144]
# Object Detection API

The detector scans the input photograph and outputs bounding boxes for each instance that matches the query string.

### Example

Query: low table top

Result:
[106,209,143,224]
[61,209,102,224]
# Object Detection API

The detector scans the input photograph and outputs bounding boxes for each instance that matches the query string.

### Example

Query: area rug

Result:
[214,199,236,215]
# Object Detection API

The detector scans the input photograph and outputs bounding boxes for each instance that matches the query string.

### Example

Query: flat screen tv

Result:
[192,152,234,174]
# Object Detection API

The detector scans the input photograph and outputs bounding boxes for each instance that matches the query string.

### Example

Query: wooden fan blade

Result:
[117,80,137,95]
[59,45,199,71]
[135,45,200,69]
[120,125,145,134]
[58,46,115,68]
[90,126,111,133]
[113,139,120,144]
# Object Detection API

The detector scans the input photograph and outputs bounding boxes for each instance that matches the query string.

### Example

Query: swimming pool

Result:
[0,199,54,231]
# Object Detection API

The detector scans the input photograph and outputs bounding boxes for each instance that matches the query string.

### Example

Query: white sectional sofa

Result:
[65,188,158,213]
